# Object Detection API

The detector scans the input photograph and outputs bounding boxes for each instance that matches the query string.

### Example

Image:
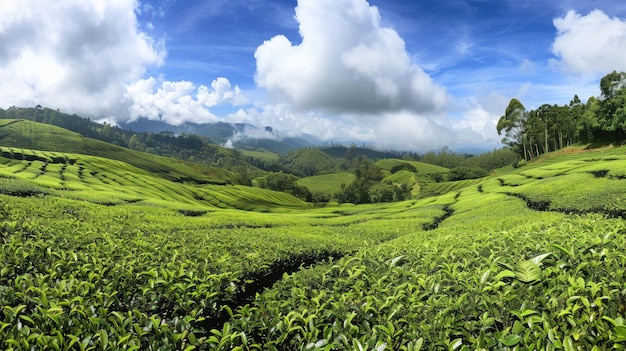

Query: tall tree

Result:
[497,99,530,160]
[598,71,626,137]
[577,97,600,142]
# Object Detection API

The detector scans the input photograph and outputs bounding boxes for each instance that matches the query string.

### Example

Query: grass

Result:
[297,172,356,195]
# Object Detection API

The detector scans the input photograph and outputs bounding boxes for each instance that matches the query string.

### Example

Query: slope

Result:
[0,119,238,185]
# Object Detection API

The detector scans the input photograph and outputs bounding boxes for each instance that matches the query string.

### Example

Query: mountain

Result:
[119,117,320,153]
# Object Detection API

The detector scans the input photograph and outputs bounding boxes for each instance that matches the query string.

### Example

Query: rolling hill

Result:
[0,119,239,185]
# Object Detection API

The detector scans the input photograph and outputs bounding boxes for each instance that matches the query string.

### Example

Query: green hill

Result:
[297,172,356,195]
[0,107,261,180]
[0,119,239,185]
[0,145,310,211]
[375,158,448,177]
[281,148,339,176]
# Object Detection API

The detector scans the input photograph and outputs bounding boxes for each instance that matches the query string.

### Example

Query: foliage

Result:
[447,166,488,181]
[280,148,339,177]
[259,172,312,201]
[0,177,48,197]
[497,98,530,160]
[336,177,371,204]
[462,147,520,171]
[497,71,626,161]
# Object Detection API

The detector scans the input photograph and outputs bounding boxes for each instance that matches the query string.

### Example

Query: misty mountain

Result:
[119,118,320,153]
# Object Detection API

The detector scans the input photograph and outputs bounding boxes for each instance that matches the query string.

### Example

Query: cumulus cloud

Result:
[254,0,447,115]
[0,0,165,117]
[125,77,247,125]
[552,10,626,75]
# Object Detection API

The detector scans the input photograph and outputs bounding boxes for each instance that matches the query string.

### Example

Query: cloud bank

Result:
[552,10,626,75]
[7,0,612,151]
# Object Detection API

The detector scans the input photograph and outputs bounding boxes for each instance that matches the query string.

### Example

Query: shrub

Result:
[514,159,527,168]
[447,166,488,181]
[0,177,47,197]
[390,163,417,174]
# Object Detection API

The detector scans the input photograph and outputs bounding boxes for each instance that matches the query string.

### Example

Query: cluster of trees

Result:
[497,71,626,161]
[335,156,410,204]
[410,146,519,171]
[256,172,313,202]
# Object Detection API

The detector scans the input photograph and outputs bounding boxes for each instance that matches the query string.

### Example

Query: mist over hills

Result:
[119,118,321,153]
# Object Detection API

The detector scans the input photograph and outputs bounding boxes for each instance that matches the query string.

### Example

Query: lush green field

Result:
[0,119,238,185]
[422,178,483,196]
[0,147,309,212]
[2,143,626,350]
[297,172,356,195]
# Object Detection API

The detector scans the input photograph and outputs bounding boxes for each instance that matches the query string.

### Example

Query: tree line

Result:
[497,71,626,161]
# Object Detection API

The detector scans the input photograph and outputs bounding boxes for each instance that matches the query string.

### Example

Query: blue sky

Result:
[2,0,626,150]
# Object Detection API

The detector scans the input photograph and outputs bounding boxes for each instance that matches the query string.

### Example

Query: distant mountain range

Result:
[119,118,321,154]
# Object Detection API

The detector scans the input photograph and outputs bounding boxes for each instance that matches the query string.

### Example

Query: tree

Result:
[447,166,487,181]
[598,71,626,137]
[570,95,586,142]
[497,99,530,160]
[577,97,600,142]
[353,156,383,181]
[336,178,370,204]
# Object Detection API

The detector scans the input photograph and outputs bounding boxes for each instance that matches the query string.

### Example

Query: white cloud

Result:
[551,9,626,75]
[125,77,247,125]
[0,0,165,117]
[254,0,447,115]
[226,104,356,140]
[247,0,461,151]
[374,111,454,150]
[452,106,501,147]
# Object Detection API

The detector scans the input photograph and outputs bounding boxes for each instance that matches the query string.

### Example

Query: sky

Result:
[2,0,626,151]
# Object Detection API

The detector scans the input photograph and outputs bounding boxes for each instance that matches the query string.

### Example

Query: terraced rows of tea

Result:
[0,146,307,211]
[2,144,626,350]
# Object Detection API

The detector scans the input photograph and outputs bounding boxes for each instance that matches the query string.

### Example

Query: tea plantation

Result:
[2,143,626,350]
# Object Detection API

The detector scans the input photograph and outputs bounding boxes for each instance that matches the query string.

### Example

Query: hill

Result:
[375,158,448,177]
[120,117,320,153]
[0,119,240,185]
[0,107,260,178]
[321,145,404,160]
[296,172,356,195]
